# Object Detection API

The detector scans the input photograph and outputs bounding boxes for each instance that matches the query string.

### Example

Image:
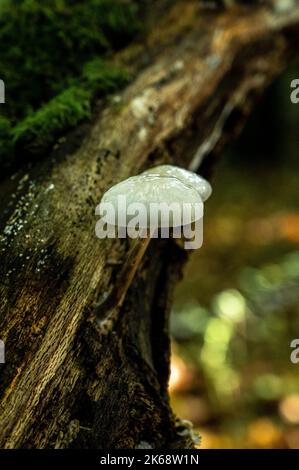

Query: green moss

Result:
[0,0,140,168]
[82,59,130,94]
[0,116,13,165]
[11,59,130,155]
[0,116,11,141]
[12,87,91,153]
[0,0,140,120]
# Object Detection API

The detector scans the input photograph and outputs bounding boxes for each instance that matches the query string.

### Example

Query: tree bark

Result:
[0,1,299,449]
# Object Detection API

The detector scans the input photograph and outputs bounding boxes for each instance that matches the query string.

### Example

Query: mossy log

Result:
[0,1,299,449]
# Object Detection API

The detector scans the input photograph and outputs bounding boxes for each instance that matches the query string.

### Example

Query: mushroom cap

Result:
[142,165,212,202]
[101,174,203,228]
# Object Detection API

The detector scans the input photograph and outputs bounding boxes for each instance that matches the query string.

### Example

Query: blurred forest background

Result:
[170,61,299,449]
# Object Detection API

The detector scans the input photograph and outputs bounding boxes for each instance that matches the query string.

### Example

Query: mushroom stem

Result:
[94,228,151,319]
[114,230,151,309]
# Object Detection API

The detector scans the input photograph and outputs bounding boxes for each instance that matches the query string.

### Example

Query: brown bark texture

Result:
[0,0,299,449]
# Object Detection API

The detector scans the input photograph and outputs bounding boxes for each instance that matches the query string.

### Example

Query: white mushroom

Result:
[142,164,212,202]
[101,173,203,229]
[94,166,211,319]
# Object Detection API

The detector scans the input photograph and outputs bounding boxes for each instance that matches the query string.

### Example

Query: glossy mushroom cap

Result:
[101,174,203,229]
[142,164,212,202]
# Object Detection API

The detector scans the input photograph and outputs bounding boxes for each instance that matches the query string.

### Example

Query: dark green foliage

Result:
[0,0,140,167]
